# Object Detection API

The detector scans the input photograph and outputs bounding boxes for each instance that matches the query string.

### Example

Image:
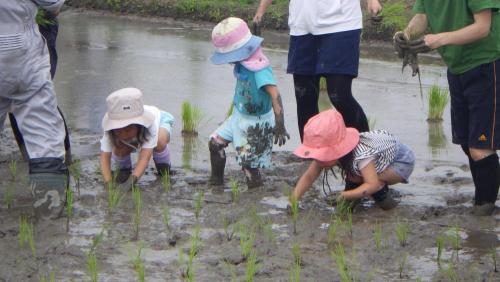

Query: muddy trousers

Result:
[462,146,500,204]
[293,74,369,141]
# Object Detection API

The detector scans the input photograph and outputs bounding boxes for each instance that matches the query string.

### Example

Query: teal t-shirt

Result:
[233,64,276,115]
[414,0,500,74]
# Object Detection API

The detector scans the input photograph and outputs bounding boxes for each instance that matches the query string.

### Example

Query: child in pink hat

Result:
[292,110,415,210]
[100,88,175,190]
[209,17,289,188]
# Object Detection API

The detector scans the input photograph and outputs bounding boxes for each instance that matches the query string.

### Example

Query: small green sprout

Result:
[289,195,299,235]
[490,246,498,272]
[395,220,410,247]
[132,185,143,240]
[436,234,445,265]
[230,178,240,203]
[132,243,145,282]
[373,222,382,250]
[38,270,56,282]
[160,169,171,192]
[19,215,36,256]
[69,159,82,196]
[161,205,170,231]
[9,159,17,181]
[245,251,257,282]
[86,251,98,282]
[194,190,204,220]
[399,253,408,279]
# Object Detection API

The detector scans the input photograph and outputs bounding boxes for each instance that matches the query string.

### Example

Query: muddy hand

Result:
[370,13,383,25]
[393,31,408,59]
[408,38,431,54]
[273,121,290,147]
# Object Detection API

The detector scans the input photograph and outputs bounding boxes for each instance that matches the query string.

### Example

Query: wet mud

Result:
[0,10,499,282]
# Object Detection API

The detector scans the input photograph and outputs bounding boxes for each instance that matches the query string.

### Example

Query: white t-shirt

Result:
[100,105,161,152]
[288,0,363,36]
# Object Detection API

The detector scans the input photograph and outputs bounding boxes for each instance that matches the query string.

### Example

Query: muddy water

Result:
[0,10,498,282]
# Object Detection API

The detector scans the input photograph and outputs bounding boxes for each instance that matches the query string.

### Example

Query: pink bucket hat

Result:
[294,110,360,162]
[210,17,264,66]
[101,88,155,132]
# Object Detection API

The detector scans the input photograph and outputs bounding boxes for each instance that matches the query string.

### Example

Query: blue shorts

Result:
[213,109,275,169]
[159,111,175,134]
[287,29,361,76]
[388,142,415,183]
[448,59,500,149]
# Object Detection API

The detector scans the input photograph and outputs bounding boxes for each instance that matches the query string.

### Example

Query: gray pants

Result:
[0,0,66,160]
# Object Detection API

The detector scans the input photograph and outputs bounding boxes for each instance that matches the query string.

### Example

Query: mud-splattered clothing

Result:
[215,109,275,169]
[233,64,276,115]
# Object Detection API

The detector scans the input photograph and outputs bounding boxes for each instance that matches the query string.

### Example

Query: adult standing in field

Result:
[395,0,500,215]
[0,0,68,219]
[253,0,383,140]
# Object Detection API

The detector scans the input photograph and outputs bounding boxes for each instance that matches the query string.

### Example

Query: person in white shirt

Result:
[254,0,382,140]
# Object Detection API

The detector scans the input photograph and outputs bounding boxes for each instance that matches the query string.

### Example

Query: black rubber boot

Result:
[470,154,499,216]
[244,167,263,189]
[372,185,398,210]
[155,163,171,177]
[209,139,226,185]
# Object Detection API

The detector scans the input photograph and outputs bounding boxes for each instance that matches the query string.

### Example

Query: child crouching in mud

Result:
[208,17,289,188]
[100,88,175,190]
[291,110,415,210]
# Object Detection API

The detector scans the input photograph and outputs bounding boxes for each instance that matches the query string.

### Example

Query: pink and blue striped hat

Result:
[211,17,263,65]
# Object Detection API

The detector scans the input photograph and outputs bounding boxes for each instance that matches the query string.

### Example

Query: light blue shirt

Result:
[233,64,276,116]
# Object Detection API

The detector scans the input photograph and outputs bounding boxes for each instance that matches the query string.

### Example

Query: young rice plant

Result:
[427,85,449,121]
[181,101,203,134]
[19,215,36,256]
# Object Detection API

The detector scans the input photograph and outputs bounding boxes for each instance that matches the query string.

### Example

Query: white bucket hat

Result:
[101,88,155,132]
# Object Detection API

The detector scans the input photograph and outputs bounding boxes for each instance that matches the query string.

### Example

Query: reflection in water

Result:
[463,229,499,250]
[182,136,199,169]
[428,122,447,158]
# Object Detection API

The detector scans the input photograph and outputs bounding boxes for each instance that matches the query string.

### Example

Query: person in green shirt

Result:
[396,0,500,216]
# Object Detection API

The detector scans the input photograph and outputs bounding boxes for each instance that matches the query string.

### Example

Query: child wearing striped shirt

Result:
[291,110,415,210]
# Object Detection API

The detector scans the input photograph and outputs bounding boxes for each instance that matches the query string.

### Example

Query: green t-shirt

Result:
[414,0,500,74]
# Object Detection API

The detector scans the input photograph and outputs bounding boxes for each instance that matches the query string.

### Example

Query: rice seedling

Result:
[39,271,56,282]
[449,226,461,259]
[263,222,277,245]
[436,234,445,265]
[9,159,17,181]
[346,212,353,238]
[194,190,204,220]
[69,159,82,196]
[335,197,353,218]
[66,187,74,232]
[185,225,200,282]
[427,85,449,121]
[160,169,171,192]
[416,277,422,282]
[229,178,240,203]
[289,259,301,282]
[107,181,123,213]
[4,182,14,209]
[86,250,98,282]
[398,252,408,279]
[239,225,255,259]
[289,195,299,235]
[245,251,257,282]
[181,101,203,134]
[222,217,236,241]
[395,220,410,247]
[291,243,301,266]
[441,261,458,282]
[19,215,36,256]
[132,185,143,240]
[161,205,170,231]
[373,222,382,250]
[379,1,409,31]
[332,243,350,282]
[132,244,145,282]
[489,246,497,272]
[327,216,341,246]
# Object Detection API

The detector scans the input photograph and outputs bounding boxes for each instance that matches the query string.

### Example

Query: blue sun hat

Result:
[210,17,263,65]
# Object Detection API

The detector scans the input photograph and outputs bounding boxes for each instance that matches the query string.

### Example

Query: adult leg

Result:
[12,81,67,219]
[325,74,369,132]
[293,74,320,141]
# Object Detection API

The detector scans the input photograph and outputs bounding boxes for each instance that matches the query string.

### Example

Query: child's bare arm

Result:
[265,85,290,146]
[424,9,492,49]
[341,161,384,200]
[292,161,323,201]
[133,148,153,179]
[100,151,113,184]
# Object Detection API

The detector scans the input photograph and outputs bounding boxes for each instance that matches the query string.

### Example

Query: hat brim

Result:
[102,107,155,132]
[210,36,263,65]
[293,128,360,162]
